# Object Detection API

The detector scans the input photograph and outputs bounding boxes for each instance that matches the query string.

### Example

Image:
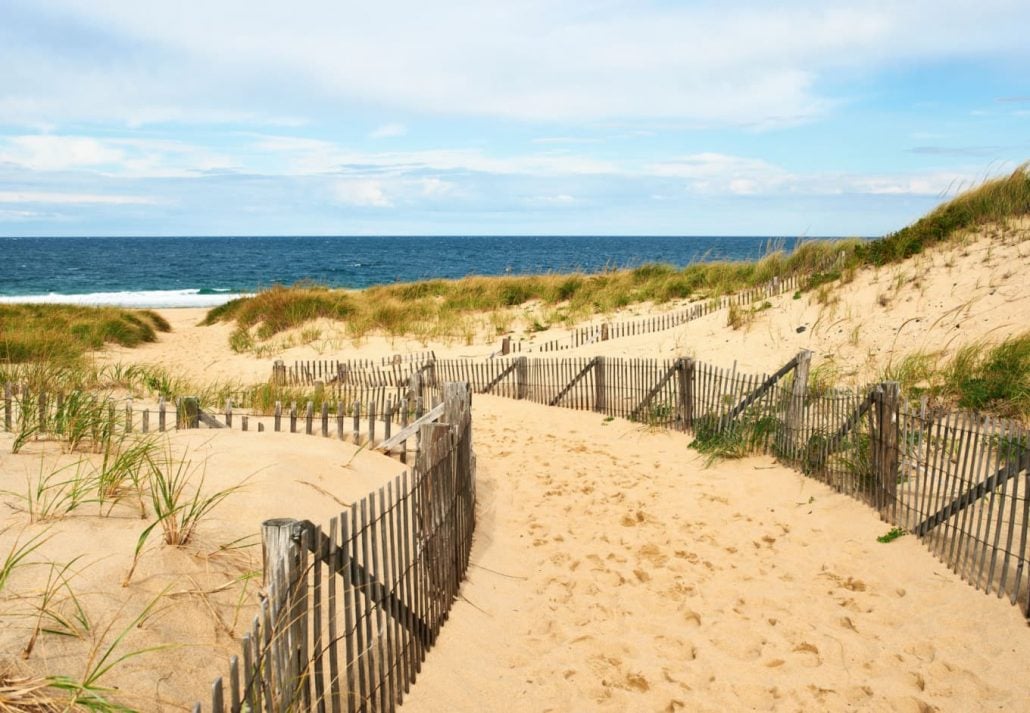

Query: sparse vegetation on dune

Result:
[205,240,863,346]
[0,305,170,364]
[856,164,1030,266]
[885,332,1030,421]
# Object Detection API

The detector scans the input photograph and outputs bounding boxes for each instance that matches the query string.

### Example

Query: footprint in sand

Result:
[904,642,936,663]
[682,608,702,627]
[792,641,823,668]
[637,543,669,567]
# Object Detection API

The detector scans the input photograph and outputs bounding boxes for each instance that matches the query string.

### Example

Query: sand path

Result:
[402,395,1030,712]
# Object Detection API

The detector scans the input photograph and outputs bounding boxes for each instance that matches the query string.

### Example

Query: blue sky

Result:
[0,0,1027,237]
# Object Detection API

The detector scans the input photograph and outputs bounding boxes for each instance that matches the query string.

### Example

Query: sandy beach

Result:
[2,223,1029,711]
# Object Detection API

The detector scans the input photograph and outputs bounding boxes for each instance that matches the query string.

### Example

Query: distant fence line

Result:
[2,368,441,463]
[519,272,804,354]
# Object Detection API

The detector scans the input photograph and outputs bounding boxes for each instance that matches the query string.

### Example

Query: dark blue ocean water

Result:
[0,235,847,307]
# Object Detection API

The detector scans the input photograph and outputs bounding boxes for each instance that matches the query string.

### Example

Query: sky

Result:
[0,0,1027,237]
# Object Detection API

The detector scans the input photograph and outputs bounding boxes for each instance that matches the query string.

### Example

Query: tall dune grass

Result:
[884,332,1030,421]
[0,305,171,364]
[204,239,862,342]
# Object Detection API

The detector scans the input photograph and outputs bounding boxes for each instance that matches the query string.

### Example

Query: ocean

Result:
[0,235,847,308]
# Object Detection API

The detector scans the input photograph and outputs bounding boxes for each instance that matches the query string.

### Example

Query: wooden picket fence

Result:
[1,370,441,463]
[192,382,475,712]
[272,356,435,387]
[527,273,803,353]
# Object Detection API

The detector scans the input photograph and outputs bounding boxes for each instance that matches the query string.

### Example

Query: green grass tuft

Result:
[0,305,171,364]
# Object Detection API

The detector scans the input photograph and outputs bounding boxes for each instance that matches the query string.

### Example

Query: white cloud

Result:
[0,135,124,170]
[0,190,158,205]
[418,178,455,197]
[370,123,407,139]
[648,153,792,193]
[848,174,968,196]
[4,1,1027,126]
[332,179,391,207]
[0,134,236,177]
[529,194,576,206]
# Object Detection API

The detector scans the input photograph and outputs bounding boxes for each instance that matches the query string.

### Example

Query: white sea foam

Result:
[0,289,250,308]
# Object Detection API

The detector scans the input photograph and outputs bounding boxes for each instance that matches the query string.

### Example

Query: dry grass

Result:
[0,306,170,365]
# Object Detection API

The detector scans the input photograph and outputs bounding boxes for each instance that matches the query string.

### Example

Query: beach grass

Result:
[204,166,1029,346]
[204,238,862,343]
[0,305,171,364]
[884,331,1030,420]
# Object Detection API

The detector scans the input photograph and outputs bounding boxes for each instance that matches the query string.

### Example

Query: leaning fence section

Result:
[193,383,475,713]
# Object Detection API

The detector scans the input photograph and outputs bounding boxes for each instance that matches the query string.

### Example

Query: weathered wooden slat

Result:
[719,354,799,425]
[376,402,445,453]
[300,522,433,646]
[915,438,1030,537]
[548,357,597,407]
[480,359,519,394]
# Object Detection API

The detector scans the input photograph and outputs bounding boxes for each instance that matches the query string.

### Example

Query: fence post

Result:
[225,399,232,428]
[273,360,286,385]
[443,381,471,426]
[179,397,200,429]
[261,518,308,709]
[677,358,695,430]
[274,401,282,432]
[593,357,607,413]
[601,323,609,341]
[516,357,529,400]
[501,336,511,355]
[872,381,900,518]
[783,350,813,457]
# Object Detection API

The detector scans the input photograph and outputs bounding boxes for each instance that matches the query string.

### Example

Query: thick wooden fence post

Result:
[501,336,511,355]
[782,350,812,458]
[516,357,529,400]
[273,360,286,385]
[261,518,308,709]
[872,381,900,518]
[594,357,607,413]
[179,397,200,429]
[677,358,695,430]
